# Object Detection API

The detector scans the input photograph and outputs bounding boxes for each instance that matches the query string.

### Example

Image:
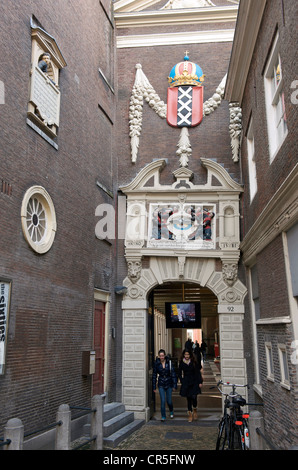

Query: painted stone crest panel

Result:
[147,203,216,249]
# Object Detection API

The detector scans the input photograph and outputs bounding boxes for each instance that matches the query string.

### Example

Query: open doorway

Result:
[148,281,221,420]
[152,281,219,364]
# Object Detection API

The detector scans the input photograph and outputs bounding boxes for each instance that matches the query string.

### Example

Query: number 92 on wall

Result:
[218,305,245,314]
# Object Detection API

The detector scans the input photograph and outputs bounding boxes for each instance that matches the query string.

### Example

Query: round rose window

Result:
[26,197,47,243]
[21,186,57,254]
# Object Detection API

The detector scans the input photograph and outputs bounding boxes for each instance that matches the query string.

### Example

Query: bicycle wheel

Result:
[231,424,245,450]
[241,418,250,450]
[216,415,230,450]
[230,418,250,450]
[227,408,241,450]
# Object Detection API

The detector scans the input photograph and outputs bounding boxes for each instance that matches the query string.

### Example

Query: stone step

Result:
[104,419,145,448]
[103,402,125,422]
[81,402,144,448]
[103,410,135,437]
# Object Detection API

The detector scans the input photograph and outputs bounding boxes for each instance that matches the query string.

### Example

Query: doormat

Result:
[165,432,193,440]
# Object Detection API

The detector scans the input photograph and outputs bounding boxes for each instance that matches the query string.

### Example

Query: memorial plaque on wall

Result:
[29,66,61,127]
[0,280,11,375]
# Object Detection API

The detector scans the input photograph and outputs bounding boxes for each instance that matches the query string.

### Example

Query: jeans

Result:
[159,386,173,418]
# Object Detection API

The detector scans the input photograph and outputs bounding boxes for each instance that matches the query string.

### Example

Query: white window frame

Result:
[265,341,274,382]
[278,343,290,390]
[247,118,257,202]
[264,32,288,162]
[248,266,262,396]
[21,186,57,254]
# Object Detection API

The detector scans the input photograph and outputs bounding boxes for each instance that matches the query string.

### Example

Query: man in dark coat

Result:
[185,338,192,351]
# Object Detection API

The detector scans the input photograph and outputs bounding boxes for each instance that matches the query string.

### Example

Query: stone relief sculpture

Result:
[121,159,244,306]
[203,75,226,116]
[127,258,142,283]
[229,103,242,162]
[178,256,186,278]
[129,62,227,164]
[38,52,56,86]
[129,64,166,163]
[125,201,146,247]
[222,262,238,286]
[176,128,192,167]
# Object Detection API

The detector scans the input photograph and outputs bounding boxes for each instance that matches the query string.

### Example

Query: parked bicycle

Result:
[212,380,250,450]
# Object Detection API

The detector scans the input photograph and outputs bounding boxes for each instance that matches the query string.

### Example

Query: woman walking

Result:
[153,349,177,421]
[178,349,203,422]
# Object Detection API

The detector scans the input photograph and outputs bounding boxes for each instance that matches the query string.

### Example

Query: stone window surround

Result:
[28,20,67,139]
[278,343,291,391]
[21,185,57,255]
[265,341,274,382]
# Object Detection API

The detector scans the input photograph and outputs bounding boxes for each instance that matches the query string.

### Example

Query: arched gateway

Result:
[120,158,247,420]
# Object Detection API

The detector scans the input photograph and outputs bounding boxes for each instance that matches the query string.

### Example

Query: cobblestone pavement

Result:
[107,360,222,451]
[110,421,219,451]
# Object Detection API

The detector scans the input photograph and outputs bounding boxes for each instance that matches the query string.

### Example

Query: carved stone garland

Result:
[229,103,242,162]
[129,65,237,165]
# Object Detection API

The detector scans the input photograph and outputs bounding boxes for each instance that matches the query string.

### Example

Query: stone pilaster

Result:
[122,300,150,420]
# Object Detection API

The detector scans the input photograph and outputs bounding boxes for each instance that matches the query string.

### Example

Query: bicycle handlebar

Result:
[218,380,249,388]
[210,380,249,397]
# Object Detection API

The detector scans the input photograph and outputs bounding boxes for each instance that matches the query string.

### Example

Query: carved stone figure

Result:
[222,262,238,286]
[229,103,242,162]
[127,259,142,283]
[178,256,186,278]
[38,52,56,85]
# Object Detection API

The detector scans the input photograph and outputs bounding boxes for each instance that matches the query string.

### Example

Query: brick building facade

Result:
[114,0,248,421]
[0,0,117,436]
[226,0,298,449]
[0,0,297,450]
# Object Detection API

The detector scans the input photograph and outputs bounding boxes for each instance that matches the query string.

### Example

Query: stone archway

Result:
[121,256,247,421]
[119,158,247,420]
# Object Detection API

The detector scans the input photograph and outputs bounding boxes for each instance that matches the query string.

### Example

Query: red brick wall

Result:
[238,0,298,449]
[257,235,290,319]
[240,0,298,235]
[257,322,297,449]
[0,0,116,435]
[116,41,239,188]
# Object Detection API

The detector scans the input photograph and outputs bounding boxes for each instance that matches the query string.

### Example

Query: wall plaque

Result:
[0,280,11,375]
[28,21,67,139]
[29,66,61,128]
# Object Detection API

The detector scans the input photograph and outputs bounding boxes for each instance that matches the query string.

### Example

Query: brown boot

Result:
[188,411,193,422]
[193,408,198,421]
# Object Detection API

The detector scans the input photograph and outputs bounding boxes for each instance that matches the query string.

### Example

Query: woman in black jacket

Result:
[153,349,177,421]
[178,349,203,422]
